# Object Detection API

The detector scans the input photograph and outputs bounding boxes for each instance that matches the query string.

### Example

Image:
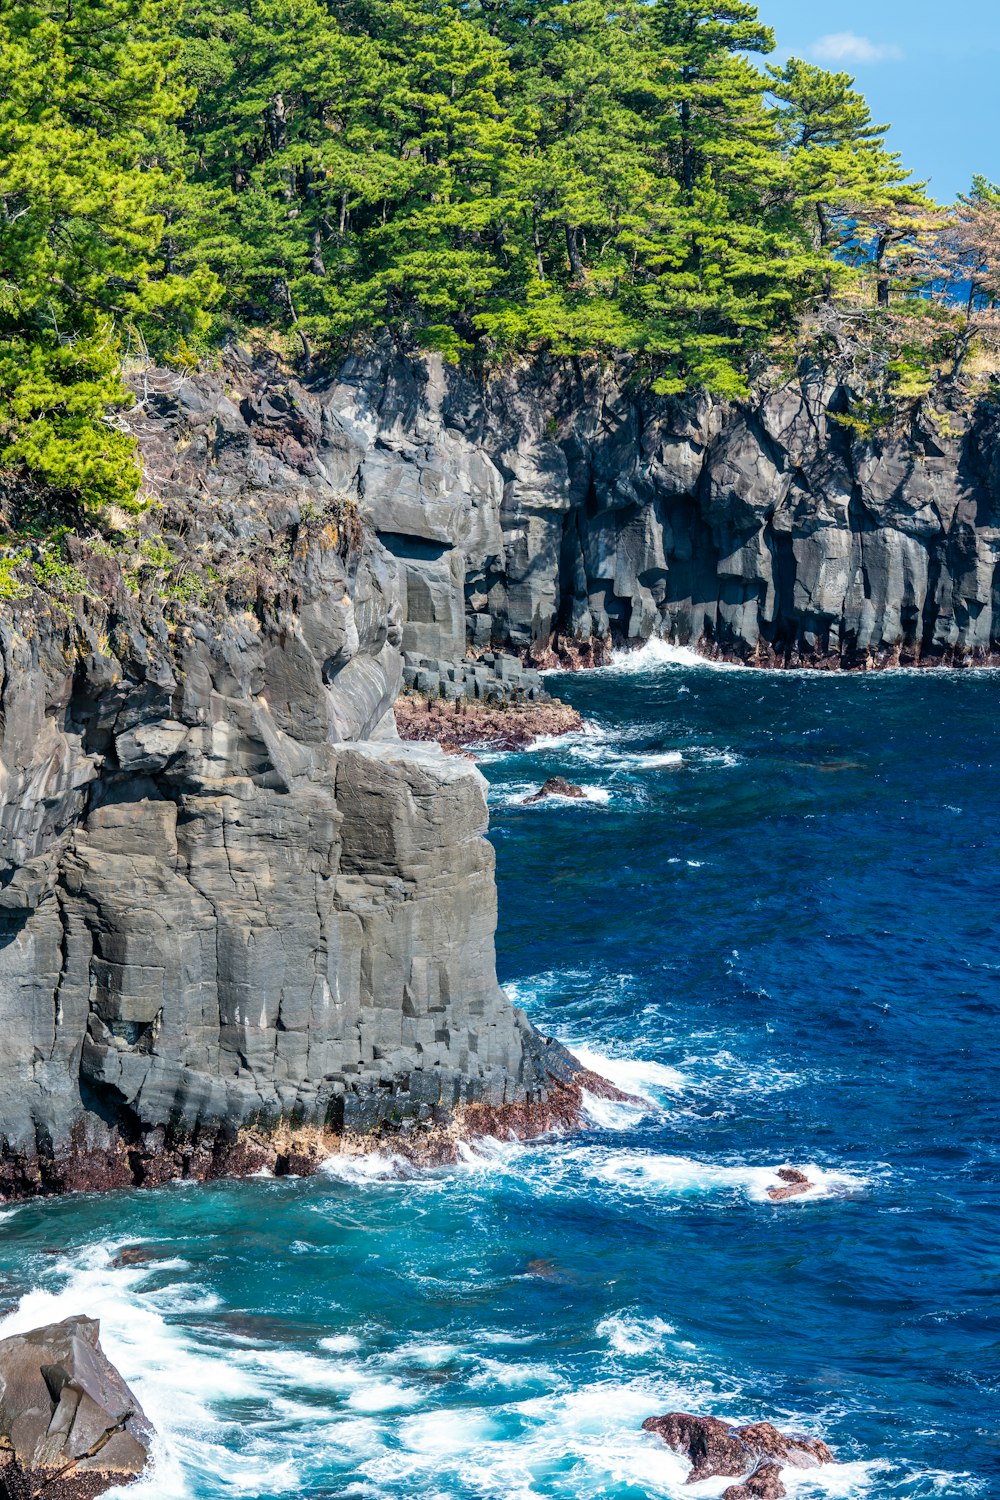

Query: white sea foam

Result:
[580,1089,651,1129]
[487,734,739,789]
[597,1313,677,1356]
[604,638,749,674]
[318,1151,409,1183]
[320,1333,363,1353]
[587,1151,868,1204]
[496,782,612,808]
[475,721,607,764]
[570,1045,687,1101]
[382,1340,463,1369]
[630,749,685,769]
[347,1379,424,1412]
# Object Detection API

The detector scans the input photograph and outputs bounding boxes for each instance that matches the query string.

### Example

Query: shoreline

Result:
[0,1069,635,1205]
[518,632,1000,674]
[394,691,583,753]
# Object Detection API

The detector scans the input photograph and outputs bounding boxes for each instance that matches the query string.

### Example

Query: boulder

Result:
[641,1411,832,1483]
[0,1315,154,1499]
[524,777,586,803]
[722,1460,788,1499]
[767,1167,813,1202]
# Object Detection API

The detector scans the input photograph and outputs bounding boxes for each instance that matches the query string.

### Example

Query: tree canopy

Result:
[0,0,994,512]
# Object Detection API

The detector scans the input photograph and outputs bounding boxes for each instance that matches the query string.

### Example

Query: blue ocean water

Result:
[0,644,996,1498]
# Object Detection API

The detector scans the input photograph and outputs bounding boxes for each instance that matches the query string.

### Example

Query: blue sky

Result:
[758,1,1000,201]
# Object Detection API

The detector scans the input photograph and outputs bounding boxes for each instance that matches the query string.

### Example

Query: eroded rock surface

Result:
[0,1315,152,1499]
[722,1460,788,1499]
[0,367,593,1195]
[767,1167,814,1201]
[253,346,1000,669]
[642,1411,833,1484]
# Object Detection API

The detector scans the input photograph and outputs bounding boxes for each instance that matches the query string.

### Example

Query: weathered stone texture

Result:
[307,349,1000,667]
[0,369,562,1193]
[0,1315,153,1499]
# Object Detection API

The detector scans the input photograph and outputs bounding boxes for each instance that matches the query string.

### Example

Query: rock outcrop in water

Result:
[0,1315,153,1498]
[524,778,586,803]
[767,1167,814,1201]
[642,1412,833,1491]
[300,346,1000,669]
[0,363,602,1197]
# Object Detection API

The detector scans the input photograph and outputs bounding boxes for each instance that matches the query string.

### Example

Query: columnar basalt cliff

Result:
[310,347,1000,669]
[0,365,597,1198]
[1,344,997,1194]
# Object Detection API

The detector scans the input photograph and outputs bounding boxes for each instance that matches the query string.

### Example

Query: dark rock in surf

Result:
[641,1411,832,1483]
[110,1247,159,1270]
[0,1316,154,1498]
[767,1167,813,1202]
[722,1460,788,1498]
[524,777,586,803]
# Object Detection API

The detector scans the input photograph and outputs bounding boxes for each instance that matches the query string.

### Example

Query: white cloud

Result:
[809,31,904,65]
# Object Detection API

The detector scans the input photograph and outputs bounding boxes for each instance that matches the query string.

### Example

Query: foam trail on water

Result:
[489,783,612,809]
[589,1152,869,1203]
[596,1313,677,1355]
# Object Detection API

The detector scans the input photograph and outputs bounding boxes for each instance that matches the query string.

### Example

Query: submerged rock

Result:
[641,1411,832,1484]
[524,777,586,803]
[0,1315,153,1498]
[767,1167,814,1202]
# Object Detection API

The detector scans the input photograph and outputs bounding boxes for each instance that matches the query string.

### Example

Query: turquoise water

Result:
[0,644,996,1498]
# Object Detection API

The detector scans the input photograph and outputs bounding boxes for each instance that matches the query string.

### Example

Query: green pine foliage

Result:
[0,0,970,516]
[0,2,218,514]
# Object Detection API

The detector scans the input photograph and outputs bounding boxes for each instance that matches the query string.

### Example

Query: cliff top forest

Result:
[2,0,1000,519]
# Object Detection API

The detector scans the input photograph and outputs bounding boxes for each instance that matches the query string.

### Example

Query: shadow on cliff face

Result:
[0,361,626,1202]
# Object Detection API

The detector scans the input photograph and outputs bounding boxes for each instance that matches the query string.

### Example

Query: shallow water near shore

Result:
[0,654,997,1497]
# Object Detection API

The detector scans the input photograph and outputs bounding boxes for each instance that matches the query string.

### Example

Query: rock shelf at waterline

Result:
[394,690,583,752]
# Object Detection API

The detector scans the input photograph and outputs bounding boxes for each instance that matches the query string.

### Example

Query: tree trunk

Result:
[267,94,288,156]
[310,228,326,277]
[876,233,891,307]
[533,214,545,282]
[565,224,584,280]
[282,280,312,365]
[680,82,694,197]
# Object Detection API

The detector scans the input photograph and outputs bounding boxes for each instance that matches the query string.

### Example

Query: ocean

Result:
[0,645,995,1497]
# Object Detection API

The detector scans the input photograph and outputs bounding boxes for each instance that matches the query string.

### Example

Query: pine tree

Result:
[768,58,925,304]
[0,1,213,512]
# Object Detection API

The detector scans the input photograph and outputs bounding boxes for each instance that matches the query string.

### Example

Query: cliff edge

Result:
[0,363,595,1198]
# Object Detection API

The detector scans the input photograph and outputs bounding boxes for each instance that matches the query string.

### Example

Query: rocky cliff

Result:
[0,364,593,1198]
[304,346,1000,669]
[2,342,995,1195]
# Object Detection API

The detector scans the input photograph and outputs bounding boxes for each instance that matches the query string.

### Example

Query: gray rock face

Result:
[2,344,993,1191]
[308,348,1000,667]
[0,367,571,1194]
[0,1315,153,1498]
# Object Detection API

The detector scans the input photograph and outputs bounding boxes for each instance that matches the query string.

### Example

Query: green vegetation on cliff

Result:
[0,0,997,513]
